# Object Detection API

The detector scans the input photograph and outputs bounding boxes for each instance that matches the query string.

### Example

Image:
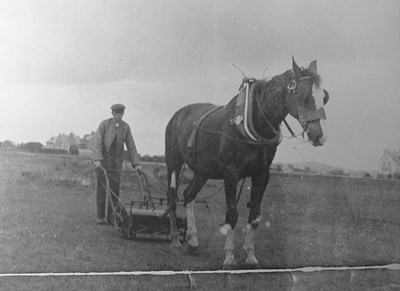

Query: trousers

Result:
[96,168,121,221]
[96,137,121,222]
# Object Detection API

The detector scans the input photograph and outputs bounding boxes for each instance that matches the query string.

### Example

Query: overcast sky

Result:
[1,0,399,171]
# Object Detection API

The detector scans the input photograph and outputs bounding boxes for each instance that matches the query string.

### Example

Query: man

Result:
[93,103,141,225]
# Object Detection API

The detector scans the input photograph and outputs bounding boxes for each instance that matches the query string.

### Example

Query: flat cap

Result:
[111,103,126,112]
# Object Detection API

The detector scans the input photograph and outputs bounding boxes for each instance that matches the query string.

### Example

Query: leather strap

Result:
[187,106,224,150]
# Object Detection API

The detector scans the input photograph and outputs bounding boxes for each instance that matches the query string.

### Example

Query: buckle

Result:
[230,115,244,125]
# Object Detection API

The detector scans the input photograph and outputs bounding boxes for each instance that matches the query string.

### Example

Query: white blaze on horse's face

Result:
[311,84,328,145]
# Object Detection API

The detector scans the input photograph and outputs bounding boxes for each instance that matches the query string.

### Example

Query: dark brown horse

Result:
[164,58,329,269]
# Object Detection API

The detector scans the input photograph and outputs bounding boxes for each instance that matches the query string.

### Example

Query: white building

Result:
[46,133,80,152]
[379,150,400,174]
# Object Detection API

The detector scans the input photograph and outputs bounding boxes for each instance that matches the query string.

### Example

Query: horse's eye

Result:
[323,90,329,105]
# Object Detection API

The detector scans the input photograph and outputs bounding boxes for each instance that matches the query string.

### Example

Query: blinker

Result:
[287,79,297,94]
[297,106,326,124]
[287,76,312,94]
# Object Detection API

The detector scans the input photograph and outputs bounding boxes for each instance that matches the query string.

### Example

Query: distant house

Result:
[80,131,96,150]
[46,136,58,149]
[380,150,400,174]
[46,133,81,153]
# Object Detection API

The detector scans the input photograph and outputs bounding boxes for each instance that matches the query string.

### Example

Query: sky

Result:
[0,0,399,171]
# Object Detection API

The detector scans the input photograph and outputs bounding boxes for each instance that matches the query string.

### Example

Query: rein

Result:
[98,166,165,221]
[197,126,280,147]
[251,77,311,142]
[254,87,306,140]
[188,74,323,155]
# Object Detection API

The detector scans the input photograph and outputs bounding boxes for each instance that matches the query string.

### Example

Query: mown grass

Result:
[1,151,400,290]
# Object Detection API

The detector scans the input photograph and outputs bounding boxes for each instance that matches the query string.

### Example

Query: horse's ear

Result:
[308,60,317,73]
[292,56,302,80]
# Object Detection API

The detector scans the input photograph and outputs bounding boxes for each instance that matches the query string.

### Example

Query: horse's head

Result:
[285,58,329,146]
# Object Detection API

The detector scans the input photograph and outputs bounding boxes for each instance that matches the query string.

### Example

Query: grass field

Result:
[0,151,399,290]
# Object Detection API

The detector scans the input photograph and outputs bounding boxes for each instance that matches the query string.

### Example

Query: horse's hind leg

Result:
[166,165,183,249]
[183,174,207,249]
[165,119,184,249]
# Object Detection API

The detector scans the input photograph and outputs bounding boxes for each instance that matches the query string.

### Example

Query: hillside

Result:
[271,161,347,175]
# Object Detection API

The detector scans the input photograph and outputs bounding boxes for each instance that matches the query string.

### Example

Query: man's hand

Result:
[132,164,142,174]
[94,160,101,168]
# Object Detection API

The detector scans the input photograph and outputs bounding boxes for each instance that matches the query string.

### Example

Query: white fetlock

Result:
[245,253,259,266]
[185,201,198,249]
[169,234,182,249]
[223,252,237,269]
[220,224,231,236]
[186,235,199,248]
[222,224,236,269]
[170,240,181,249]
[243,224,260,267]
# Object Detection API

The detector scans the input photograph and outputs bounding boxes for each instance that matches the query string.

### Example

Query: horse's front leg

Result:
[220,165,240,269]
[183,174,207,249]
[243,169,270,268]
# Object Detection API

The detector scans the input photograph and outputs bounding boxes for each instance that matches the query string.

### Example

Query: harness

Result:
[231,78,258,141]
[186,106,224,162]
[287,76,327,127]
[230,78,281,145]
[185,75,327,162]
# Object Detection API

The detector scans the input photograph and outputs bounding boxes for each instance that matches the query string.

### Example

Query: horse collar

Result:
[231,79,281,146]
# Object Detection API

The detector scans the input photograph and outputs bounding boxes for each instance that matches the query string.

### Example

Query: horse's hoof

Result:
[184,243,200,256]
[170,240,181,247]
[244,262,261,269]
[223,254,237,270]
[222,263,237,270]
[170,241,182,253]
[186,237,199,249]
[245,255,260,267]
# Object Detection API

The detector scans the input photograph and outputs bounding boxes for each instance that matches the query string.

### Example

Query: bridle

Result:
[255,74,326,141]
[285,75,327,132]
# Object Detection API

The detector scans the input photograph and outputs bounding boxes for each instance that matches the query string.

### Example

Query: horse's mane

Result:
[248,68,322,116]
[266,68,321,89]
[238,67,322,109]
[302,68,321,87]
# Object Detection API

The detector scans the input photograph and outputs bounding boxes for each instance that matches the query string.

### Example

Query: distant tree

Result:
[2,140,14,147]
[288,164,295,170]
[39,148,68,155]
[69,145,79,155]
[364,172,372,179]
[154,155,165,163]
[22,142,43,152]
[141,155,151,162]
[329,169,345,176]
[304,166,311,174]
[276,163,283,172]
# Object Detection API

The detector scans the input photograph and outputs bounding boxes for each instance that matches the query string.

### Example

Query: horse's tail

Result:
[165,117,181,168]
[165,115,184,195]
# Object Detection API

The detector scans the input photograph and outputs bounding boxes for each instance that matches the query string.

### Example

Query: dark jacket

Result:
[92,118,140,170]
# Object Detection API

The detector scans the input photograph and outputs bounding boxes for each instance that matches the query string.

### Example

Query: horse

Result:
[164,58,329,269]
